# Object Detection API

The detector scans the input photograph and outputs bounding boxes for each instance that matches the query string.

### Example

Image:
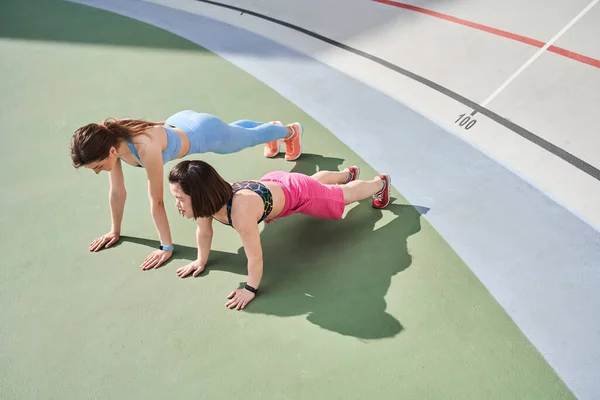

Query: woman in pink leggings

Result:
[168,160,391,310]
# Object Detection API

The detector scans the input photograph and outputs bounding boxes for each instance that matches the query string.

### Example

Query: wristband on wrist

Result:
[159,244,174,251]
[244,284,257,294]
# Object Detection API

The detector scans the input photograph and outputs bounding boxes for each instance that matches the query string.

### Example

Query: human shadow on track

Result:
[120,153,427,340]
[189,154,425,339]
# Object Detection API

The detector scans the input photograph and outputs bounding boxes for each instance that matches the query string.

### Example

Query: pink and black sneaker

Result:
[372,173,391,209]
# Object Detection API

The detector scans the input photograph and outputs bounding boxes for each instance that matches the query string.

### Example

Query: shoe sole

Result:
[344,165,360,182]
[374,173,391,208]
[351,166,360,181]
[264,141,281,158]
[285,122,303,161]
[265,121,284,158]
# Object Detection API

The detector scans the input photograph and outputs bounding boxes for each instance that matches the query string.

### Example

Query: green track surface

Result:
[0,1,574,399]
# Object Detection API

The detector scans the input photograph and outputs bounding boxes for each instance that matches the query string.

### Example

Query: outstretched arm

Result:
[237,223,263,290]
[226,201,263,310]
[108,157,127,235]
[89,158,126,251]
[137,133,174,270]
[177,217,214,278]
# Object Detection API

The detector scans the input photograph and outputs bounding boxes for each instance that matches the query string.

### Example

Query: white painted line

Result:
[480,0,599,107]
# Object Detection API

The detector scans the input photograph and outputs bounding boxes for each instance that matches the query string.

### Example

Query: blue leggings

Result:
[165,110,288,155]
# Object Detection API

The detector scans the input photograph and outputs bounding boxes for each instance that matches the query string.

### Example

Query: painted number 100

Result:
[455,113,477,130]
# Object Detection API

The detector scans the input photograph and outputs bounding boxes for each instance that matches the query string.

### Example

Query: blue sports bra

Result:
[225,181,273,228]
[126,125,182,167]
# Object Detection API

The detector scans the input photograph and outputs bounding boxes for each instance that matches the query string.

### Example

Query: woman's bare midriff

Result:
[261,181,286,222]
[167,125,191,159]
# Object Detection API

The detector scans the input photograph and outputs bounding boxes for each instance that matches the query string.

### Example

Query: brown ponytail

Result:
[70,117,165,168]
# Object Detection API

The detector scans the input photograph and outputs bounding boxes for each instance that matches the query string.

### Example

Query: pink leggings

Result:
[260,171,345,220]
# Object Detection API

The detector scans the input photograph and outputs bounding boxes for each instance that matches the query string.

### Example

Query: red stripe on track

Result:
[374,0,600,69]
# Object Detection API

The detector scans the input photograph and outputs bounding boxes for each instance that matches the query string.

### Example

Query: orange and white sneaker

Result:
[372,173,391,209]
[342,166,360,183]
[284,122,303,161]
[264,121,283,158]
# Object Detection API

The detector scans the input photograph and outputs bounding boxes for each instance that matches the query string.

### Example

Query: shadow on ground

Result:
[0,0,205,51]
[120,154,427,340]
[1,0,453,59]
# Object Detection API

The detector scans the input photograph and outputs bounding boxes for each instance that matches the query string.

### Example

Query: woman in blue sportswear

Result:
[69,110,303,270]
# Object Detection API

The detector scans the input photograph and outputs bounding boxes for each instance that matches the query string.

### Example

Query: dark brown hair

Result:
[169,160,232,219]
[70,118,163,167]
